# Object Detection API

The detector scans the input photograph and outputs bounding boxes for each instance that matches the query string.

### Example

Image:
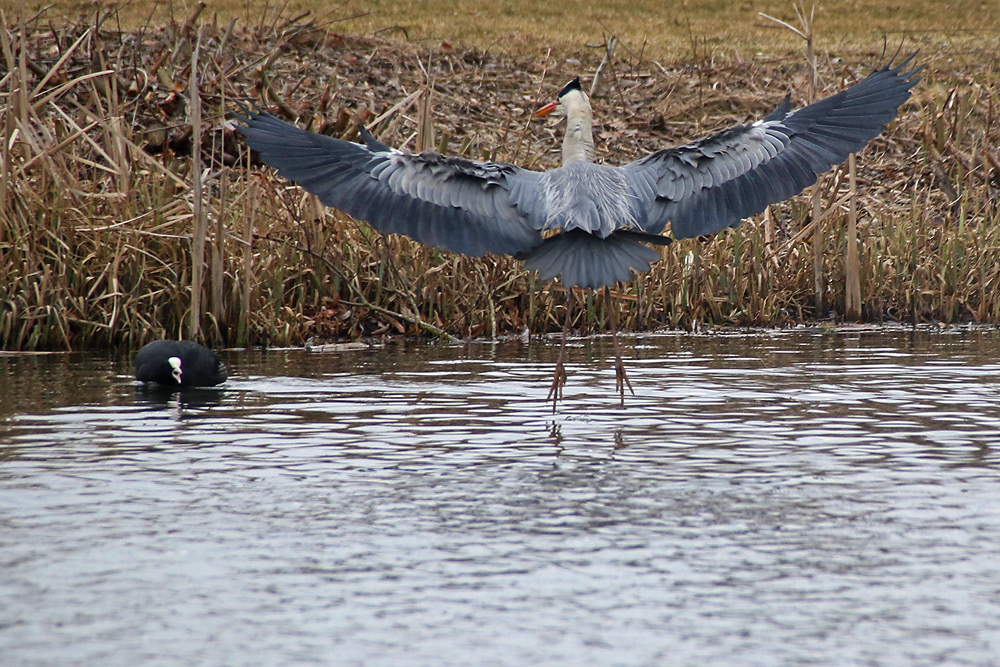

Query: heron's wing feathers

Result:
[235,109,544,257]
[625,54,920,239]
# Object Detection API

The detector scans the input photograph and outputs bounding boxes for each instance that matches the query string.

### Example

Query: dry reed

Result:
[1,6,998,352]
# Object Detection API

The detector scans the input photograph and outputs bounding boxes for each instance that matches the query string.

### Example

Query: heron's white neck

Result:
[560,91,594,165]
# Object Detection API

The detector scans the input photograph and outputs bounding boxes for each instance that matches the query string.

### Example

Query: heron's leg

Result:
[547,288,575,411]
[604,285,634,405]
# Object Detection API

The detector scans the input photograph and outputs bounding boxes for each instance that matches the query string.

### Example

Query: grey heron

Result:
[234,54,919,408]
[134,340,228,387]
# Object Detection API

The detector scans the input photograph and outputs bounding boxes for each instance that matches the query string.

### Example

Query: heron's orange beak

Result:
[533,101,557,117]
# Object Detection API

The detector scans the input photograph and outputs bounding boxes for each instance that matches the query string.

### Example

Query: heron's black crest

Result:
[559,77,582,98]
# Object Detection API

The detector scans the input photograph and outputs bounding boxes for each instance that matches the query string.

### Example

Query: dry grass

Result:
[1,4,999,351]
[21,0,1000,59]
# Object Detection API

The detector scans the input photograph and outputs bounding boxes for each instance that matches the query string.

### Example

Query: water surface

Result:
[2,328,1000,664]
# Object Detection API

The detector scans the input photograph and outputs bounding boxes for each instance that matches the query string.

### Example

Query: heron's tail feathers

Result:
[519,229,663,289]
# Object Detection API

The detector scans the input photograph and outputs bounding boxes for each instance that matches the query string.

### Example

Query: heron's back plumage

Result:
[541,162,639,239]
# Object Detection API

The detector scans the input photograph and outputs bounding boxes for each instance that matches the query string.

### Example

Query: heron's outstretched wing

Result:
[234,109,545,257]
[624,54,921,239]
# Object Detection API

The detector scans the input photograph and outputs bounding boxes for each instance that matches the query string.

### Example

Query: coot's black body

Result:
[134,340,228,387]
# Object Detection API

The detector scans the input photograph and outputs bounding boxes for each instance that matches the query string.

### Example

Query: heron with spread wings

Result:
[235,55,919,408]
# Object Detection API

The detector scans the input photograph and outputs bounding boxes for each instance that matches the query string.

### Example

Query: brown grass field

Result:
[1,1,999,350]
[18,0,1000,56]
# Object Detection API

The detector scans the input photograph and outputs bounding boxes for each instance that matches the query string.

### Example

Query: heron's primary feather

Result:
[624,54,920,238]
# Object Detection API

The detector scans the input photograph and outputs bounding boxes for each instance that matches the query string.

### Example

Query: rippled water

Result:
[3,327,1000,665]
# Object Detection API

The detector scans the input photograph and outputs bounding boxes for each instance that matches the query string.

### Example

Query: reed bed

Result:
[1,7,998,351]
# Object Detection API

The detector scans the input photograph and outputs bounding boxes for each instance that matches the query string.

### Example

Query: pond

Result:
[2,327,1000,664]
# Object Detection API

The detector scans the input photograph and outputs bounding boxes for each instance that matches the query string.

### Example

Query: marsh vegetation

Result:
[2,3,998,350]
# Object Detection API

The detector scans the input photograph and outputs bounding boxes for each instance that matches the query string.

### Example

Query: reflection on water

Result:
[2,328,1000,664]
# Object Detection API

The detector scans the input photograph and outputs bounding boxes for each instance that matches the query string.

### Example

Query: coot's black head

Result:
[134,340,227,388]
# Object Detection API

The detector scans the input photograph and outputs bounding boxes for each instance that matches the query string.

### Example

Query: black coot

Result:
[134,340,228,387]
